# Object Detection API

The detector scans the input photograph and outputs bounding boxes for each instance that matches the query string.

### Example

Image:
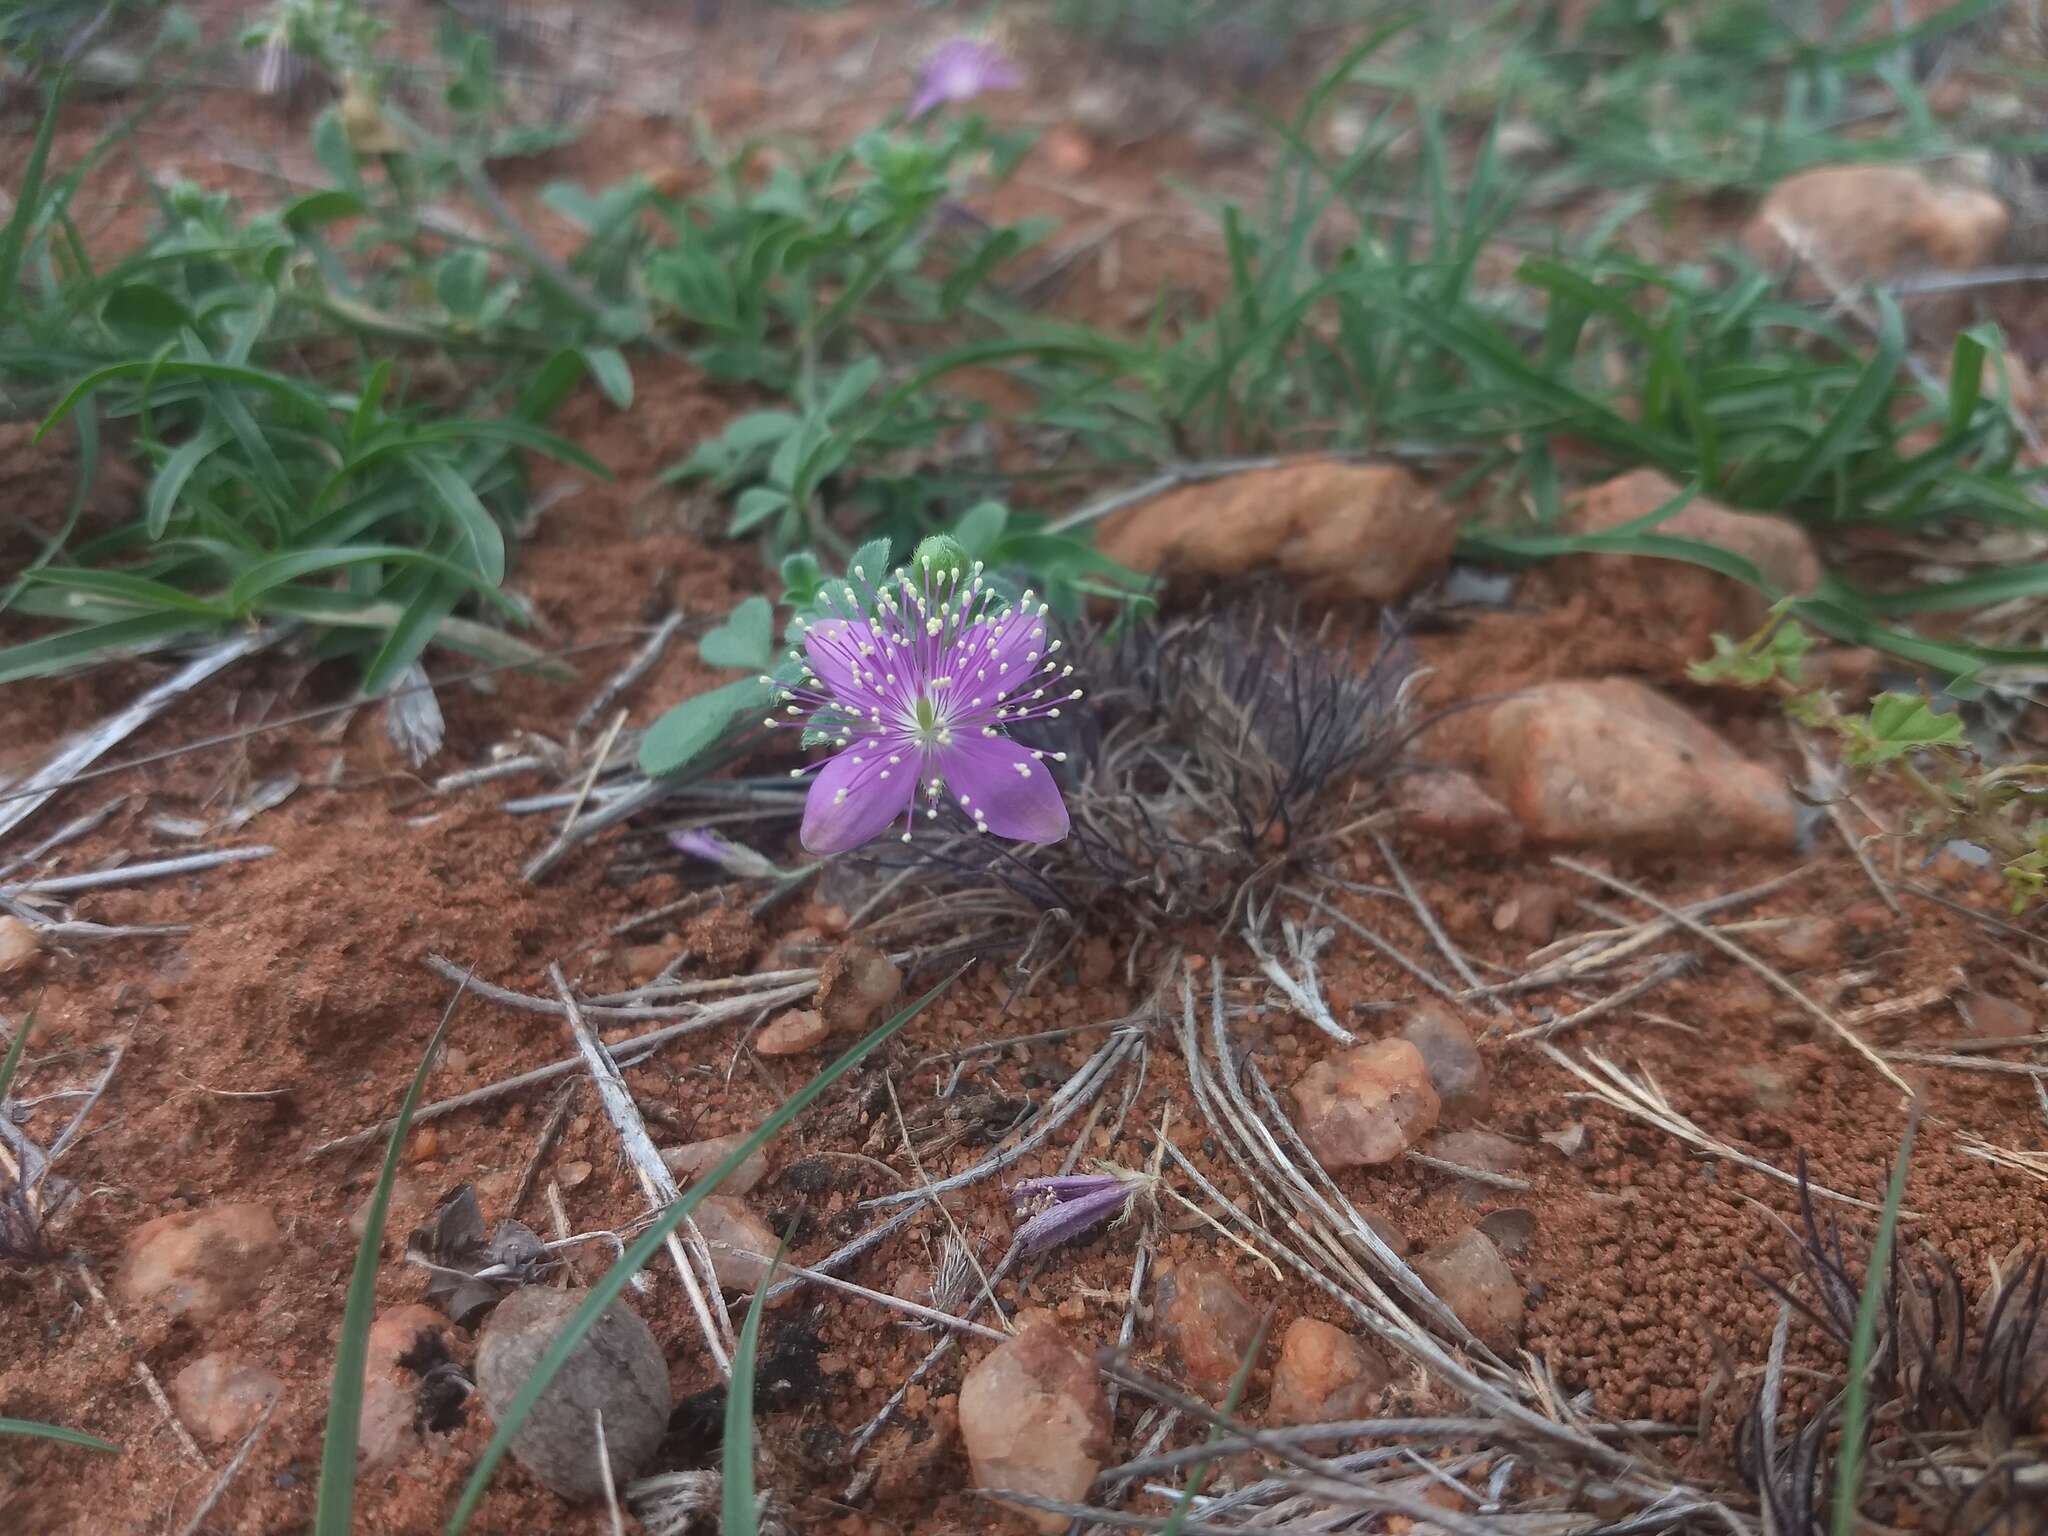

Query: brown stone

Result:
[1964,992,2035,1038]
[1766,915,1837,968]
[357,1303,451,1468]
[1098,462,1459,605]
[1744,165,2007,295]
[660,1133,770,1196]
[172,1354,283,1446]
[1399,1002,1486,1110]
[693,1194,780,1293]
[757,1007,829,1057]
[118,1203,282,1323]
[1493,883,1564,946]
[1570,469,1821,598]
[959,1312,1111,1534]
[1291,1039,1440,1170]
[1392,769,1522,854]
[1484,679,1796,853]
[1154,1261,1265,1401]
[1413,1228,1525,1352]
[1267,1318,1388,1423]
[474,1287,671,1500]
[820,944,903,1034]
[0,915,42,975]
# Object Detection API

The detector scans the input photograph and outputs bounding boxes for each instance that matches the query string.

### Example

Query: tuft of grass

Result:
[440,965,964,1535]
[311,977,467,1536]
[1829,1108,1919,1536]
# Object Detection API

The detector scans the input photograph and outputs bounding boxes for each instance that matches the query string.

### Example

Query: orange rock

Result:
[118,1203,282,1323]
[0,915,41,975]
[1484,679,1797,853]
[757,1007,829,1056]
[1153,1261,1264,1401]
[1744,165,2007,296]
[1413,1227,1525,1351]
[172,1354,282,1446]
[1290,1038,1440,1170]
[1391,769,1522,854]
[1268,1318,1389,1423]
[959,1312,1111,1534]
[1097,462,1458,606]
[1569,468,1820,597]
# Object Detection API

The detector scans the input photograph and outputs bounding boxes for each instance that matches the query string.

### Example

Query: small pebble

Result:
[757,1008,829,1057]
[959,1311,1110,1535]
[0,915,42,975]
[475,1287,671,1501]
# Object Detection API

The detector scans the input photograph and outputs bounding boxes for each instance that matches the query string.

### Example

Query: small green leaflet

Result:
[700,595,777,672]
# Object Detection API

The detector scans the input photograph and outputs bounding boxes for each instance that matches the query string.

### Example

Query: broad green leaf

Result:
[700,595,776,672]
[283,188,366,232]
[730,486,790,536]
[638,677,772,777]
[952,500,1008,558]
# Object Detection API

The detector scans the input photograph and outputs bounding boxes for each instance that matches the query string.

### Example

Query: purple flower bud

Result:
[909,38,1022,120]
[1011,1172,1137,1255]
[668,828,781,879]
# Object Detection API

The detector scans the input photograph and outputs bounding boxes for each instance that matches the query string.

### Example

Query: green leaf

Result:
[312,985,465,1536]
[0,612,210,685]
[360,576,464,697]
[700,595,776,672]
[434,250,491,318]
[101,282,195,337]
[0,1012,31,1104]
[580,346,633,409]
[411,456,506,583]
[1845,692,1966,764]
[730,486,790,536]
[441,967,965,1535]
[283,188,366,232]
[952,500,1008,558]
[0,1419,120,1455]
[638,677,772,777]
[779,552,824,608]
[823,356,882,419]
[518,349,587,422]
[1947,325,1991,436]
[847,537,893,585]
[142,424,231,539]
[0,83,61,316]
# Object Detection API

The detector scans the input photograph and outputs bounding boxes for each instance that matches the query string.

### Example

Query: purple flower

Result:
[1011,1173,1139,1255]
[909,38,1022,120]
[768,555,1078,855]
[668,828,781,879]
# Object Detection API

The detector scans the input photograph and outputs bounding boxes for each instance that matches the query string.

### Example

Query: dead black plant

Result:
[847,594,1427,929]
[1736,1157,2048,1536]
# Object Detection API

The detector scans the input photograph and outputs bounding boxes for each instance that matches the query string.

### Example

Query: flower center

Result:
[908,689,949,747]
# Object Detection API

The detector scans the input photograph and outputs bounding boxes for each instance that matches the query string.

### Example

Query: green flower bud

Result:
[913,534,971,582]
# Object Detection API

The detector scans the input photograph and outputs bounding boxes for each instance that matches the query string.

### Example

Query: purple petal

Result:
[800,739,916,854]
[1012,1174,1122,1207]
[910,39,1021,119]
[961,606,1050,703]
[938,733,1068,843]
[1013,1180,1132,1254]
[804,618,880,708]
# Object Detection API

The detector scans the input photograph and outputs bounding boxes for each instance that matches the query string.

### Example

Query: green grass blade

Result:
[1768,293,1904,510]
[0,1418,120,1454]
[0,612,212,685]
[443,964,967,1536]
[1830,1109,1918,1536]
[721,1232,789,1536]
[0,81,63,315]
[0,1009,33,1100]
[312,976,471,1536]
[1159,1313,1271,1536]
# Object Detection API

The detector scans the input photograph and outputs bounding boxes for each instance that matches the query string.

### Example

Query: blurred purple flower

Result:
[668,828,781,879]
[1012,1173,1137,1255]
[768,557,1077,855]
[909,38,1021,119]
